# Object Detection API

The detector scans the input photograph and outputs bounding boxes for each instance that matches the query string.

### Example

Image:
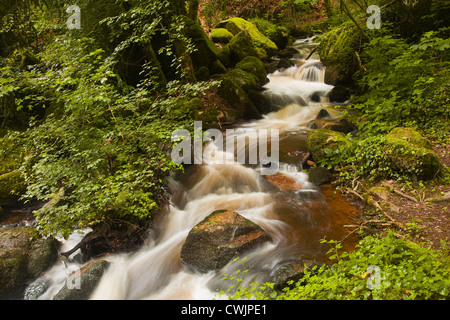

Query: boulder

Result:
[181,210,272,273]
[0,226,58,298]
[386,127,432,149]
[225,17,278,57]
[328,85,350,103]
[211,28,234,44]
[306,129,347,163]
[307,119,356,134]
[385,137,441,180]
[270,258,321,291]
[308,167,332,185]
[184,20,226,77]
[228,31,263,63]
[217,71,262,120]
[235,56,268,86]
[53,260,110,300]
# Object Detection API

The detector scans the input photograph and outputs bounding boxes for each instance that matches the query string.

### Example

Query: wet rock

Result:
[265,173,303,191]
[270,258,322,291]
[307,119,356,134]
[53,260,110,300]
[24,278,50,300]
[316,108,331,120]
[308,167,332,185]
[181,210,272,273]
[277,58,294,70]
[0,226,59,298]
[328,85,350,103]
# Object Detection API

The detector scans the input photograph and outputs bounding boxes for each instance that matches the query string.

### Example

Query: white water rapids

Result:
[35,38,357,300]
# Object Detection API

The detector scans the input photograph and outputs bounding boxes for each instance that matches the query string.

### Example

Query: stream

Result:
[35,37,360,300]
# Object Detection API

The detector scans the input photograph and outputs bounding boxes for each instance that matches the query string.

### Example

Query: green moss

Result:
[317,23,363,85]
[228,31,261,63]
[223,69,259,92]
[386,127,432,149]
[306,129,346,163]
[225,17,278,58]
[235,56,267,86]
[211,28,234,44]
[0,170,27,201]
[385,137,441,180]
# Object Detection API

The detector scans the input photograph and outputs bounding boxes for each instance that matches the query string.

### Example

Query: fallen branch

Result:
[424,191,450,203]
[392,188,418,203]
[344,187,365,201]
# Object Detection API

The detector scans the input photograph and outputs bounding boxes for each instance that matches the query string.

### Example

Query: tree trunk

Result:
[189,0,199,21]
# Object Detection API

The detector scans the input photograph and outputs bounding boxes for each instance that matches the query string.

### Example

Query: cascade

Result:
[34,37,358,300]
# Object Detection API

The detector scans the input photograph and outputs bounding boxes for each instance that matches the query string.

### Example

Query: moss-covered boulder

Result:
[225,17,278,57]
[228,31,263,63]
[236,56,268,86]
[217,68,264,120]
[318,23,364,85]
[211,28,234,44]
[181,210,272,273]
[306,129,347,163]
[386,127,432,149]
[385,136,441,180]
[0,227,59,298]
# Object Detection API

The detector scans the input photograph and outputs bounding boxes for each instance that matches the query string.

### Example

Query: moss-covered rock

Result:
[306,129,346,163]
[236,56,268,86]
[184,20,226,77]
[180,210,271,273]
[318,23,363,85]
[0,227,59,298]
[385,137,441,180]
[0,170,27,205]
[386,127,432,149]
[217,76,261,120]
[211,28,234,44]
[228,31,262,63]
[225,17,278,57]
[223,68,259,92]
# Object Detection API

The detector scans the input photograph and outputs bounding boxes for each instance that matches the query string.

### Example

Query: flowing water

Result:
[36,38,359,300]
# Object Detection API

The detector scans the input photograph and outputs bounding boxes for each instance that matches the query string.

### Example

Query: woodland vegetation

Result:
[0,0,449,299]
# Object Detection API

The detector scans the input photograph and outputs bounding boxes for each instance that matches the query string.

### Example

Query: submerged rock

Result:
[181,210,272,273]
[266,173,303,191]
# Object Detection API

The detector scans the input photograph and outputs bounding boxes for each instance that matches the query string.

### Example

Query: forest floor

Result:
[342,139,450,253]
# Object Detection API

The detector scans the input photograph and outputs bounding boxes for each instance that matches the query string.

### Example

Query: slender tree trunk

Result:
[189,0,199,21]
[324,0,334,18]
